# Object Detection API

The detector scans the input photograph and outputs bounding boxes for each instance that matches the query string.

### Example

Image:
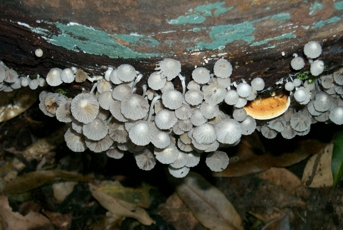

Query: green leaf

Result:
[332,130,343,187]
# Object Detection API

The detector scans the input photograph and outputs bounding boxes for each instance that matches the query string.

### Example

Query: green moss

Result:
[55,88,67,95]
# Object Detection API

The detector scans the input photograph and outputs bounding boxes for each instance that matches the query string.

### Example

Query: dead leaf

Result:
[159,193,200,230]
[96,180,154,208]
[0,195,53,230]
[0,88,38,122]
[52,182,78,203]
[173,172,243,230]
[259,168,310,199]
[42,210,72,229]
[3,170,93,194]
[215,139,323,177]
[89,183,155,226]
[302,143,334,188]
[262,212,291,230]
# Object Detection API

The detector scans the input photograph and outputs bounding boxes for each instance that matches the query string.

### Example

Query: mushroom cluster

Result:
[2,40,343,178]
[36,58,268,178]
[0,61,46,92]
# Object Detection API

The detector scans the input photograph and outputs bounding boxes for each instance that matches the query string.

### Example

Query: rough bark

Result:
[1,0,343,87]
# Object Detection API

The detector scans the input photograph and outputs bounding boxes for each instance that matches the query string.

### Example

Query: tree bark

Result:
[1,0,343,87]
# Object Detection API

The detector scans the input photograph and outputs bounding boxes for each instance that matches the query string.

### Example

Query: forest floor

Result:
[0,98,342,230]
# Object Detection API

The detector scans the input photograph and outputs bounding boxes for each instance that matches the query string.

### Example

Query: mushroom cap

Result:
[56,100,72,123]
[44,92,67,115]
[29,79,39,90]
[4,69,18,83]
[291,56,305,70]
[281,125,296,139]
[98,91,114,110]
[190,109,207,126]
[172,122,185,135]
[106,148,125,159]
[290,112,312,132]
[285,82,295,91]
[154,143,179,164]
[185,152,201,167]
[178,119,193,131]
[205,151,229,172]
[155,109,178,130]
[307,101,322,116]
[168,165,190,178]
[64,128,86,152]
[61,68,75,83]
[240,115,256,135]
[261,125,277,139]
[175,104,192,120]
[148,71,166,90]
[85,135,114,153]
[268,119,286,132]
[134,149,156,171]
[161,89,183,110]
[117,64,136,82]
[20,77,30,87]
[192,123,216,144]
[0,65,5,82]
[109,69,123,85]
[329,106,343,125]
[128,121,157,146]
[200,102,219,119]
[304,41,322,59]
[217,78,231,88]
[157,58,181,81]
[187,80,201,90]
[108,121,129,143]
[83,118,108,141]
[232,108,247,122]
[192,67,210,84]
[39,78,46,87]
[71,119,83,133]
[251,77,265,91]
[293,79,302,87]
[294,88,307,103]
[215,118,242,144]
[224,90,239,105]
[104,67,113,82]
[75,69,88,83]
[235,97,248,108]
[46,68,63,86]
[310,60,324,76]
[151,131,171,149]
[319,75,333,89]
[203,83,226,105]
[185,89,204,106]
[170,151,188,168]
[11,78,21,89]
[333,68,343,85]
[314,92,332,112]
[121,94,149,120]
[71,93,99,124]
[213,59,233,78]
[112,84,132,101]
[97,79,112,93]
[109,100,128,122]
[161,81,175,93]
[236,83,251,98]
[243,95,290,120]
[177,139,194,153]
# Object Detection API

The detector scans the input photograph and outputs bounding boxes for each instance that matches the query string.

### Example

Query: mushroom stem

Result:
[90,81,98,94]
[178,74,186,95]
[133,73,143,87]
[147,94,161,122]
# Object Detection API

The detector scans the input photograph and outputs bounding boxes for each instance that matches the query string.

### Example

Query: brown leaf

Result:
[96,180,154,208]
[0,88,38,122]
[159,193,200,230]
[259,168,310,199]
[302,143,333,188]
[89,183,155,226]
[174,172,243,230]
[0,195,53,230]
[215,139,323,177]
[262,212,291,230]
[3,170,93,194]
